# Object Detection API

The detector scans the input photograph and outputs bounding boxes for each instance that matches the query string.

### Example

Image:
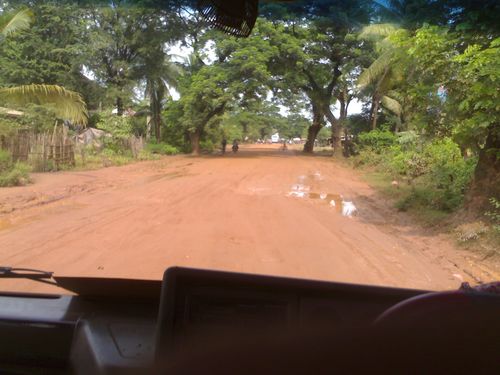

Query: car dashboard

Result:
[1,267,495,374]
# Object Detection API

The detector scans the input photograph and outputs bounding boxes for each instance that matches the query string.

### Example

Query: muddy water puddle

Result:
[288,172,357,217]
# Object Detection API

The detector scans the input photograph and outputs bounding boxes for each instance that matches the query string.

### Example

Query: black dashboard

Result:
[0,267,498,374]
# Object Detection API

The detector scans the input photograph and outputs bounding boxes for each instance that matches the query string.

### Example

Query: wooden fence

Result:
[1,124,75,171]
[1,125,144,171]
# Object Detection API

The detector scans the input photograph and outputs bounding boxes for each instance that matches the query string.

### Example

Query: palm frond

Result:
[386,90,404,102]
[0,9,34,37]
[381,95,402,116]
[161,62,183,89]
[0,84,88,125]
[357,51,393,87]
[359,23,398,40]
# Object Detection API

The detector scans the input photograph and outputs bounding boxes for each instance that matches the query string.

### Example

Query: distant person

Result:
[281,140,288,151]
[232,139,239,153]
[221,138,227,154]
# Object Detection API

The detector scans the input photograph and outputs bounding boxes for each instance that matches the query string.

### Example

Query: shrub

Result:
[396,131,419,150]
[485,197,500,231]
[420,139,476,210]
[351,147,388,168]
[145,142,179,155]
[357,129,397,152]
[96,112,134,138]
[137,150,160,161]
[387,147,425,177]
[18,104,58,133]
[0,162,31,187]
[0,149,12,172]
[101,137,130,155]
[0,116,18,138]
[200,139,215,153]
[99,148,133,167]
[355,134,476,213]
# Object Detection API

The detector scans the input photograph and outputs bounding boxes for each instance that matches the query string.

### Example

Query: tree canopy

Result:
[0,0,497,206]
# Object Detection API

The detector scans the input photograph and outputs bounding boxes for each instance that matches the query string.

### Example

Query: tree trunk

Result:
[116,97,123,116]
[303,104,323,153]
[303,124,321,153]
[343,127,351,157]
[242,121,248,138]
[331,121,343,157]
[324,107,342,157]
[146,116,151,141]
[370,94,380,130]
[190,129,201,155]
[465,125,500,210]
[153,114,161,141]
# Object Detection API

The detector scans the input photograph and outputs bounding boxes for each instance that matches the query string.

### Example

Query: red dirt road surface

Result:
[0,145,496,293]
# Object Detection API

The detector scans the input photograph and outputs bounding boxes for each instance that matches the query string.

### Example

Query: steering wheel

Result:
[373,287,500,373]
[161,286,500,374]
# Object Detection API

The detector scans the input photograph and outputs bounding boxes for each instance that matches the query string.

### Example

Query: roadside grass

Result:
[0,162,32,187]
[0,149,32,187]
[358,167,499,263]
[454,222,500,262]
[362,170,450,227]
[0,145,167,187]
[71,149,161,171]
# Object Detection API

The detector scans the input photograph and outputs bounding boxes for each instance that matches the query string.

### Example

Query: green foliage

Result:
[422,139,475,194]
[396,131,419,149]
[346,114,371,136]
[0,115,18,137]
[452,37,500,149]
[0,84,88,125]
[485,198,500,231]
[0,149,11,172]
[199,139,215,153]
[145,142,179,155]
[16,104,57,132]
[0,149,30,187]
[357,129,396,151]
[96,112,133,138]
[84,5,182,112]
[355,135,476,211]
[100,148,132,166]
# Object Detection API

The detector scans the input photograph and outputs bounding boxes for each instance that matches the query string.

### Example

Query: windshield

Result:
[0,0,498,294]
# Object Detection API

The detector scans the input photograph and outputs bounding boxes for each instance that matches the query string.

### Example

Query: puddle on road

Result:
[287,172,357,217]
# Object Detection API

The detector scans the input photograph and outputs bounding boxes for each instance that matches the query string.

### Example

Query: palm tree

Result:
[143,54,183,141]
[357,24,406,130]
[0,8,87,125]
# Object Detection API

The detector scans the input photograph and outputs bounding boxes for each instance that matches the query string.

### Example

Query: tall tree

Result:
[171,21,276,154]
[387,24,499,209]
[0,7,87,124]
[357,24,406,130]
[0,3,100,110]
[84,3,182,115]
[261,0,371,154]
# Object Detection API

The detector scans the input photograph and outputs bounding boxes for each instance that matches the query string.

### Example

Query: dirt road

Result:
[0,145,495,293]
